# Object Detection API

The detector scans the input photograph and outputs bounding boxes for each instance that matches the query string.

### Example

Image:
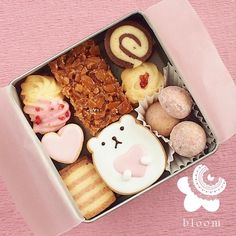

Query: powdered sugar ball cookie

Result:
[158,86,192,119]
[87,115,166,195]
[170,121,206,158]
[145,101,179,137]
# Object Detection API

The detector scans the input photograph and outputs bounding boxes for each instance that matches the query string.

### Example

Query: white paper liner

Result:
[135,63,216,174]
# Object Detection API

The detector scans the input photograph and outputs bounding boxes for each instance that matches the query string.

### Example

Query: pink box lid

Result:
[144,0,236,144]
[0,86,84,235]
[0,0,236,235]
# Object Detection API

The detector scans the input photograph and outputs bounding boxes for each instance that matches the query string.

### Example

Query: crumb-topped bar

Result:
[49,40,132,135]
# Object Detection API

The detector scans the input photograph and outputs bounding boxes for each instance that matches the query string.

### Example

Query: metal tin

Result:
[0,0,235,234]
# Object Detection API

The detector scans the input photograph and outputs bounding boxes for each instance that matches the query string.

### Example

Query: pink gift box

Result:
[0,0,235,235]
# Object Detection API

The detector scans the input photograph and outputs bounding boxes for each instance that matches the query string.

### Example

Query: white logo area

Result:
[177,165,226,212]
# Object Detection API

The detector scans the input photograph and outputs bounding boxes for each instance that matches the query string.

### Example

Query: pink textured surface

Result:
[0,0,235,235]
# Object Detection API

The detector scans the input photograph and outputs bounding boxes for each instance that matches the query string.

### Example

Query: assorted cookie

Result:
[18,20,210,219]
[145,101,179,137]
[121,62,165,104]
[158,86,193,119]
[23,100,71,134]
[21,75,63,105]
[170,121,207,158]
[41,124,84,164]
[141,85,206,158]
[105,21,153,68]
[87,115,166,195]
[21,75,71,134]
[60,156,116,219]
[49,40,132,136]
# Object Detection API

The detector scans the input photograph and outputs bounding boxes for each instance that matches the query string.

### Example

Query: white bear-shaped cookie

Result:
[87,115,166,195]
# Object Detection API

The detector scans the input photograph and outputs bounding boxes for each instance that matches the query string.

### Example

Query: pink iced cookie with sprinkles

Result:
[23,100,71,134]
[158,86,193,119]
[170,121,207,158]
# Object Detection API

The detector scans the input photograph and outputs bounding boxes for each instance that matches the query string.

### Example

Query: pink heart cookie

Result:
[41,124,84,164]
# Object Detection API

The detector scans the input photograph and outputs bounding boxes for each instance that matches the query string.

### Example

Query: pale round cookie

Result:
[158,86,192,119]
[170,121,206,158]
[145,102,179,137]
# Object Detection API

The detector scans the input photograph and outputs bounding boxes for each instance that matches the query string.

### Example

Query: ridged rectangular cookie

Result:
[60,156,116,219]
[49,40,132,135]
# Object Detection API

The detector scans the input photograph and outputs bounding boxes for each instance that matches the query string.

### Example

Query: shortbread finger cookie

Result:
[60,156,116,219]
[105,21,153,68]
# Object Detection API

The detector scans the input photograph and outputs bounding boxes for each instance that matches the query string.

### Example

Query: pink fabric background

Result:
[0,0,235,235]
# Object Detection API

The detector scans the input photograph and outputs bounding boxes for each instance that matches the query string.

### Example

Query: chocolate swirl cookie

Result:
[105,21,153,68]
